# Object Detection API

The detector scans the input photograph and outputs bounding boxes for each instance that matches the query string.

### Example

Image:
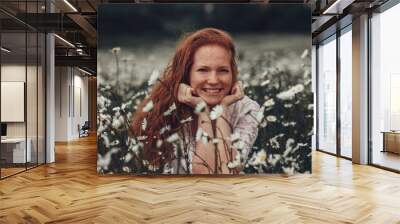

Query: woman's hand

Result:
[177,83,206,109]
[220,81,244,107]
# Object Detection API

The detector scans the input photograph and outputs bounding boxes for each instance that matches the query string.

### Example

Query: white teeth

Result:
[203,89,221,93]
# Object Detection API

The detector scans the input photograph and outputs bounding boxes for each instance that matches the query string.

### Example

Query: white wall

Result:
[1,65,39,138]
[1,63,46,163]
[55,66,69,141]
[1,65,26,140]
[55,67,89,141]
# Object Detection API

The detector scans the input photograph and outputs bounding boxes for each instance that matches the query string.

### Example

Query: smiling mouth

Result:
[202,88,223,94]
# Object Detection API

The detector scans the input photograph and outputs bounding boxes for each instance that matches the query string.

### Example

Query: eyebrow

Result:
[194,65,230,69]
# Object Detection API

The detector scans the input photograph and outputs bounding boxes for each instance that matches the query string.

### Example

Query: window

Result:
[317,35,337,154]
[339,27,352,158]
[370,2,400,171]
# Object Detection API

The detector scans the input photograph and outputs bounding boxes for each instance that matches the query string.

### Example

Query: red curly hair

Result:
[131,28,238,166]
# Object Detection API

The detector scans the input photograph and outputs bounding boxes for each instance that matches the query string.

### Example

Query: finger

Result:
[178,84,185,102]
[180,87,186,103]
[236,81,243,91]
[236,82,244,99]
[238,81,243,89]
[190,87,197,96]
[231,83,238,94]
[237,82,243,94]
[185,86,192,98]
[238,86,244,98]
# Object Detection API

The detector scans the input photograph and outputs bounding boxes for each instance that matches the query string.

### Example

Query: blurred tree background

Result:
[98,4,310,48]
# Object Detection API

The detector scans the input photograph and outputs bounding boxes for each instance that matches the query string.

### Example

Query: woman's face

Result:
[189,44,233,106]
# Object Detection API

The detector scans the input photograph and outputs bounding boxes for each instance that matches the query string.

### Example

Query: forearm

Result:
[193,108,235,174]
[216,109,235,173]
[193,111,215,173]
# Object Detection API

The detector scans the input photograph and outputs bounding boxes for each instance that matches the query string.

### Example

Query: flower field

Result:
[97,35,313,174]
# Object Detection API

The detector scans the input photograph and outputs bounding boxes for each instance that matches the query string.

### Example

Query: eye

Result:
[197,68,208,72]
[218,68,230,73]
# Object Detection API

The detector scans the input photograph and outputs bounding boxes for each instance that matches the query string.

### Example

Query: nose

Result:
[207,71,219,85]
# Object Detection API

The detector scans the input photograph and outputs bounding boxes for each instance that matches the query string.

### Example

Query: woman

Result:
[131,28,260,174]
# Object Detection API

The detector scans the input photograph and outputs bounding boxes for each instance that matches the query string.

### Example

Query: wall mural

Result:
[97,4,312,175]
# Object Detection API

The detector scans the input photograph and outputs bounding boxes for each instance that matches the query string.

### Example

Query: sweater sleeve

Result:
[231,96,260,160]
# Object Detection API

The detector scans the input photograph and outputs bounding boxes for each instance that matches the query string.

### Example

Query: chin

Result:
[201,96,223,106]
[206,101,220,106]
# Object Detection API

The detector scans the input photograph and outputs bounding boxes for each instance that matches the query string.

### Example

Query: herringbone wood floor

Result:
[1,136,400,224]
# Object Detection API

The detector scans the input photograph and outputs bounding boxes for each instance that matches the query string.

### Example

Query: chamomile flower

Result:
[195,101,207,114]
[163,103,176,116]
[143,100,154,112]
[210,105,223,120]
[141,118,147,131]
[148,69,160,86]
[166,133,180,143]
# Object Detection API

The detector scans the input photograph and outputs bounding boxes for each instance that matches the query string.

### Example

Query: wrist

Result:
[197,106,210,116]
[220,102,230,108]
[197,109,211,126]
[216,105,229,120]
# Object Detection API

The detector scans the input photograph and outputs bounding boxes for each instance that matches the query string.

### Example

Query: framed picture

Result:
[97,3,312,175]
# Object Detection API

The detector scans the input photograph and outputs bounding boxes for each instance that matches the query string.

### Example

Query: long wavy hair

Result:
[131,28,238,167]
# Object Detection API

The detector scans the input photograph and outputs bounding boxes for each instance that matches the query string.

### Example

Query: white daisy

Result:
[301,49,309,59]
[137,136,147,141]
[263,99,275,108]
[201,132,209,145]
[110,139,119,146]
[233,140,245,150]
[253,150,267,165]
[160,125,171,135]
[195,128,203,142]
[180,116,193,124]
[111,116,124,129]
[148,69,160,86]
[266,115,277,122]
[293,84,304,92]
[277,84,305,100]
[229,132,240,143]
[163,103,177,116]
[261,80,270,86]
[255,106,265,123]
[130,144,139,154]
[210,105,223,120]
[124,153,133,163]
[142,100,154,112]
[282,166,295,175]
[166,133,180,143]
[227,161,239,169]
[195,101,207,114]
[156,140,163,148]
[267,154,281,166]
[122,166,130,173]
[141,118,147,131]
[111,47,121,54]
[112,106,121,111]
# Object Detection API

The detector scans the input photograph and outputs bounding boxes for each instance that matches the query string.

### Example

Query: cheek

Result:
[223,75,233,90]
[189,73,204,89]
[189,72,197,88]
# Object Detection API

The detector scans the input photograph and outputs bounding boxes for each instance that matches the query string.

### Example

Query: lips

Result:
[202,88,223,94]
